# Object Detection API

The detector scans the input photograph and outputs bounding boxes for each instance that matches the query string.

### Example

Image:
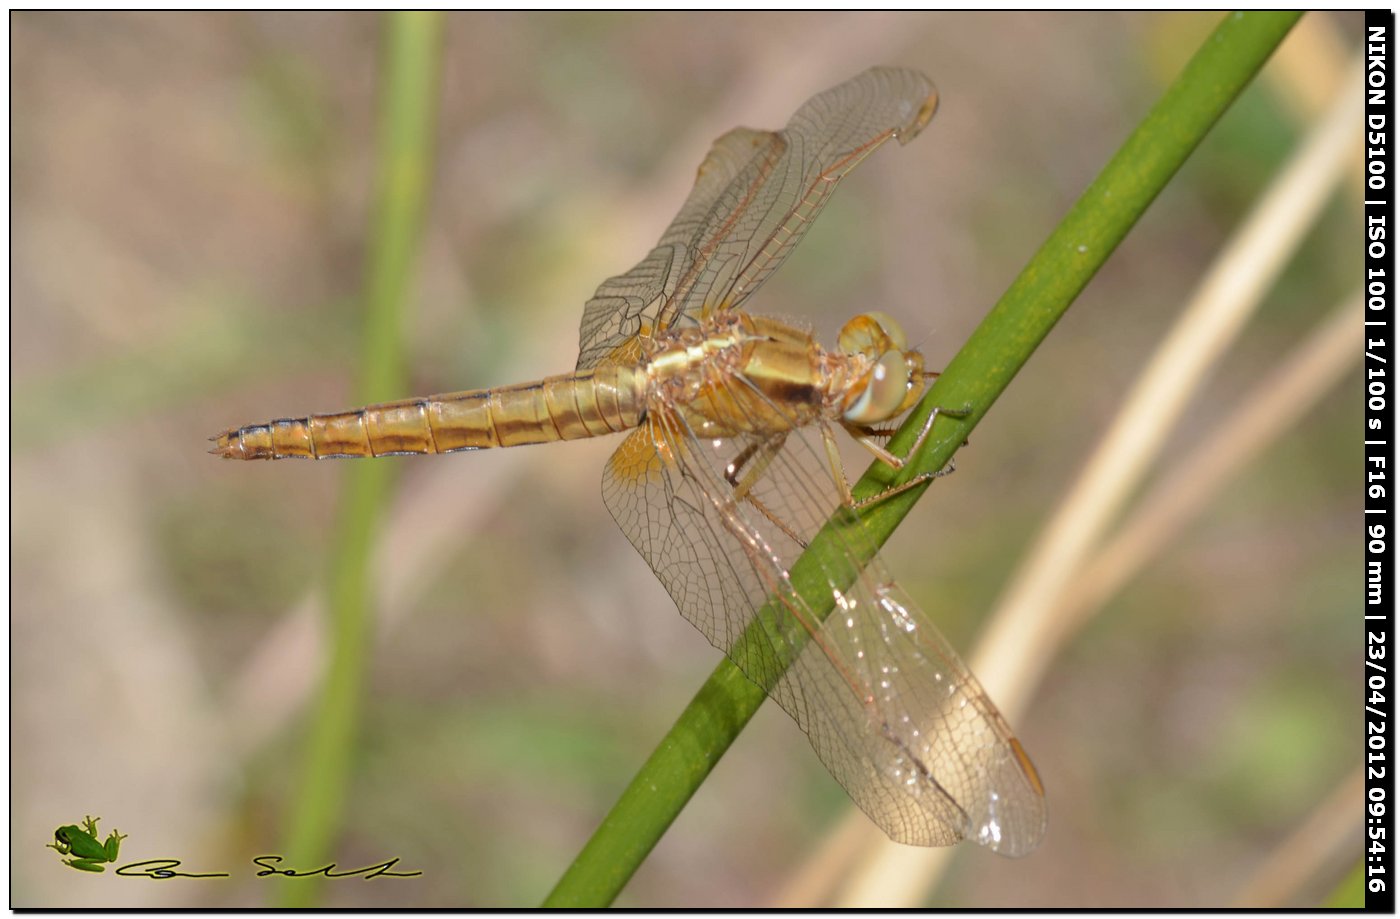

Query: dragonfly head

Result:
[837,312,925,424]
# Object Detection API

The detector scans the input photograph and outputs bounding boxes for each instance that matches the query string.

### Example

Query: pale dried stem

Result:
[1231,766,1364,907]
[225,456,519,755]
[827,57,1363,908]
[770,802,882,907]
[1052,294,1362,656]
[1268,14,1351,127]
[970,57,1363,722]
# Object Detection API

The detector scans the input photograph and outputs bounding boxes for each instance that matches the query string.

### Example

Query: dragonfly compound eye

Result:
[844,350,917,424]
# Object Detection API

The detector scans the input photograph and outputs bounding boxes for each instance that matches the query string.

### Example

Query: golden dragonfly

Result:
[213,67,1046,855]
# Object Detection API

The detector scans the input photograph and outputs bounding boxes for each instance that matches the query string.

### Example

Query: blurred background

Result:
[12,11,1363,908]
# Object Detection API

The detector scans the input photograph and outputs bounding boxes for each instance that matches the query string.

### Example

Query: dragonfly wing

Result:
[602,401,1046,853]
[577,125,774,371]
[577,67,937,371]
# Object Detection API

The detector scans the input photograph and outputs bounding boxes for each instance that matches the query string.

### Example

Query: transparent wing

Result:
[601,393,1047,853]
[577,67,937,371]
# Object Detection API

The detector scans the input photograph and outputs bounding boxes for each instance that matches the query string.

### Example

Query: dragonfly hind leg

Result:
[726,434,809,549]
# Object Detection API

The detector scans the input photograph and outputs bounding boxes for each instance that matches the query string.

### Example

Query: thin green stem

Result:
[543,10,1303,908]
[276,11,443,909]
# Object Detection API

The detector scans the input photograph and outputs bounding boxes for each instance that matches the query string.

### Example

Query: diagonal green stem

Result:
[543,10,1303,908]
[276,11,444,909]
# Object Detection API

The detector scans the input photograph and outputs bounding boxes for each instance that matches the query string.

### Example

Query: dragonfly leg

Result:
[847,471,939,512]
[819,422,946,512]
[840,403,971,512]
[727,435,808,548]
[819,422,858,507]
[851,402,971,469]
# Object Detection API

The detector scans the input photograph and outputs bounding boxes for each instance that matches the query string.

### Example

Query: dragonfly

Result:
[212,67,1047,856]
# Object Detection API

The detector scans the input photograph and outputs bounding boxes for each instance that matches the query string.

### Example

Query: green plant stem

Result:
[543,10,1303,908]
[277,11,443,909]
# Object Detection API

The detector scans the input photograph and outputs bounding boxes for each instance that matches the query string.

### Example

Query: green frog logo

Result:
[47,816,126,872]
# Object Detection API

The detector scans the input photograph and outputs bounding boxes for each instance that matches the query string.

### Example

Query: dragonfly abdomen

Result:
[211,365,646,460]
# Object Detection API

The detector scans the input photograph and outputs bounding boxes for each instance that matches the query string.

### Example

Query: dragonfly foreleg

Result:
[726,435,808,549]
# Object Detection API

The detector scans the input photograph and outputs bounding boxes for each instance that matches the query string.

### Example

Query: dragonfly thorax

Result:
[638,311,925,440]
[640,312,832,437]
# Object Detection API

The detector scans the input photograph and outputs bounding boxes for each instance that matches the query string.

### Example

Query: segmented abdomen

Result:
[211,365,645,460]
